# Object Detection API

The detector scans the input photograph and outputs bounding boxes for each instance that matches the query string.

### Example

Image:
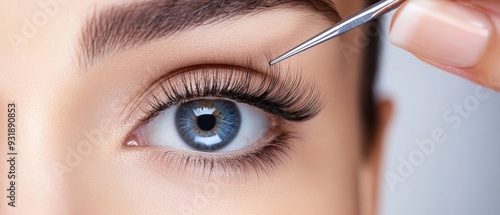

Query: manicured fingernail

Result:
[390,0,492,68]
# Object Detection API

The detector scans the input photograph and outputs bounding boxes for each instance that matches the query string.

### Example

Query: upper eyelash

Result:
[136,62,323,125]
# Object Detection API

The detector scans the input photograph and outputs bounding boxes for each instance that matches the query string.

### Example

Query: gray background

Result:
[376,13,500,215]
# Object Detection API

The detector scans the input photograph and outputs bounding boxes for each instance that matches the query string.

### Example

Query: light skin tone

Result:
[0,0,498,215]
[390,0,500,91]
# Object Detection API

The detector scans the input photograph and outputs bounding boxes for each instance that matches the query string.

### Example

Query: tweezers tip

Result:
[268,56,286,66]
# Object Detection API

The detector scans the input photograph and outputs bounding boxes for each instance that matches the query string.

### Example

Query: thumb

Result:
[389,0,500,91]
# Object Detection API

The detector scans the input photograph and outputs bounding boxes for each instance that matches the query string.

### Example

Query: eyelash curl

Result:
[129,61,324,179]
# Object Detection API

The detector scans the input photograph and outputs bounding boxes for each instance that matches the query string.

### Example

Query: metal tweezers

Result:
[269,0,407,65]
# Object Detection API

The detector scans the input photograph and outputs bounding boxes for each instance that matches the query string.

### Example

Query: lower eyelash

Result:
[141,131,297,179]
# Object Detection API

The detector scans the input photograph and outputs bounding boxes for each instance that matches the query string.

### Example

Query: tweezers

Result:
[269,0,407,65]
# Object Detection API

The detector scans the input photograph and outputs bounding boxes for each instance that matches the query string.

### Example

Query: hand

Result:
[390,0,500,91]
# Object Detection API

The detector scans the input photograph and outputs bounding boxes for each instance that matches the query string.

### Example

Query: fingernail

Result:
[390,0,492,68]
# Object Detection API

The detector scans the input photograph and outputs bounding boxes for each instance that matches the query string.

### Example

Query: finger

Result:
[389,0,500,91]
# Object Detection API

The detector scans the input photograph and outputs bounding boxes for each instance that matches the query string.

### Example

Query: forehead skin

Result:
[0,0,367,214]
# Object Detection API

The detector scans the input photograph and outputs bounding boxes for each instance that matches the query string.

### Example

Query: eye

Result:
[135,99,271,153]
[123,64,322,175]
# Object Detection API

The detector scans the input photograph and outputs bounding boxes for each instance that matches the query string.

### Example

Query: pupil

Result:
[197,114,216,131]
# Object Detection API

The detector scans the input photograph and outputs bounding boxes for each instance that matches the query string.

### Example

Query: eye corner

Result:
[123,125,148,147]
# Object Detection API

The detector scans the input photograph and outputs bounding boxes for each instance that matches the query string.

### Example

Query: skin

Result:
[1,0,496,215]
[0,1,375,214]
[390,0,500,91]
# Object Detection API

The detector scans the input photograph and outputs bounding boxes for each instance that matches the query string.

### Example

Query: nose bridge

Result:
[0,45,72,213]
[1,93,68,214]
[0,1,82,213]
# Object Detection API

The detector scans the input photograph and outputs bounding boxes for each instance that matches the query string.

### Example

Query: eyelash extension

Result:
[136,61,323,125]
[144,131,298,179]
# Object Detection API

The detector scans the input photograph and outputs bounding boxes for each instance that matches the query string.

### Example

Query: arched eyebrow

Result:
[78,0,340,68]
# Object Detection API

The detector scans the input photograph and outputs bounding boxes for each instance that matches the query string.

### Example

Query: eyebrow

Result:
[78,0,341,67]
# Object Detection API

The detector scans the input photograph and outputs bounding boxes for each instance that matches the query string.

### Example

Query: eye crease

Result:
[124,61,323,176]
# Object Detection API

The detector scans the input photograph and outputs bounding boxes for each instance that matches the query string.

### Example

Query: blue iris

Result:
[175,99,241,152]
